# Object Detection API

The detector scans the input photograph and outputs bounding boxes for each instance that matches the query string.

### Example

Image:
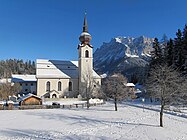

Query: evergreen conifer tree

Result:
[174,29,185,70]
[165,39,174,67]
[182,25,187,75]
[151,38,162,65]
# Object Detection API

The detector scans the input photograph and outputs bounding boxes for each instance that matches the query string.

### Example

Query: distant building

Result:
[126,83,135,92]
[11,74,37,95]
[0,101,4,110]
[126,83,136,99]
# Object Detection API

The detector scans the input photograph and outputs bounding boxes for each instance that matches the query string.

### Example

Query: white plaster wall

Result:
[37,78,79,98]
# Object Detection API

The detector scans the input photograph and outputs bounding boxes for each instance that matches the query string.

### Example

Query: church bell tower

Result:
[78,14,93,94]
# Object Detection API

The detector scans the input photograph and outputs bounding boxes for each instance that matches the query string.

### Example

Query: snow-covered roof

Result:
[135,89,142,94]
[7,101,14,104]
[0,78,12,84]
[12,74,36,82]
[0,101,5,105]
[80,32,91,36]
[100,73,107,78]
[126,83,135,87]
[18,93,41,102]
[93,70,101,79]
[36,59,101,79]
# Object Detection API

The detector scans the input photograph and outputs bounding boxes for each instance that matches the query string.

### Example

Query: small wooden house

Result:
[7,101,14,110]
[126,83,136,99]
[126,83,135,92]
[19,93,42,106]
[0,101,4,110]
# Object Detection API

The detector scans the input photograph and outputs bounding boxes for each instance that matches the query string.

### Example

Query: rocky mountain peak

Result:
[93,36,154,79]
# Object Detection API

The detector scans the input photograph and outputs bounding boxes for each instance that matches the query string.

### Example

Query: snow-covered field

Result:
[0,102,187,140]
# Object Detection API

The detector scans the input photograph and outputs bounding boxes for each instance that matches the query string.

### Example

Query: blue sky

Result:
[0,0,187,61]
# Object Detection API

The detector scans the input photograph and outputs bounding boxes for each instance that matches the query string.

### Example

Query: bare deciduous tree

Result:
[80,72,102,109]
[146,64,187,127]
[103,73,128,111]
[0,83,21,100]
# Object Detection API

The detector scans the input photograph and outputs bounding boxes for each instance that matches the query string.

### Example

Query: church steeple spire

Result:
[83,13,88,33]
[79,13,92,45]
[78,13,94,96]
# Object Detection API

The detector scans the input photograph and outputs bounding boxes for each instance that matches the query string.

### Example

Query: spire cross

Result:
[83,12,88,33]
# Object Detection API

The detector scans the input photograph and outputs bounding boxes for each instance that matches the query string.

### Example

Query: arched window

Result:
[46,81,50,92]
[85,50,89,58]
[58,81,62,91]
[69,81,73,91]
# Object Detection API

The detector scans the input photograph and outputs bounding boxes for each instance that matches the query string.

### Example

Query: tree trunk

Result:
[87,98,89,109]
[160,104,164,127]
[86,87,89,109]
[114,97,117,111]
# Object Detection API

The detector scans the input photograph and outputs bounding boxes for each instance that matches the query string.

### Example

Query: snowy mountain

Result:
[93,36,154,79]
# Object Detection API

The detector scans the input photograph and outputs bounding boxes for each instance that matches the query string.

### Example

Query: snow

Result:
[0,102,187,140]
[94,36,154,74]
[125,53,139,58]
[100,73,107,78]
[89,98,104,104]
[80,32,91,36]
[115,37,122,43]
[12,75,36,82]
[43,99,104,106]
[36,59,77,79]
[0,78,12,84]
[7,101,14,104]
[36,59,100,79]
[43,100,87,106]
[18,93,41,102]
[0,101,5,105]
[125,60,129,64]
[126,83,135,87]
[135,88,142,93]
[141,52,152,57]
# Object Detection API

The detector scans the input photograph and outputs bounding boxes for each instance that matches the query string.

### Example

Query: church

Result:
[28,15,101,98]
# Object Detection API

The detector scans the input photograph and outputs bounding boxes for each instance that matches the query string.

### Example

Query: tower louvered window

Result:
[85,50,89,58]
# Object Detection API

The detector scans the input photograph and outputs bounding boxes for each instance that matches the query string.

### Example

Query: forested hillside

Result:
[0,59,35,78]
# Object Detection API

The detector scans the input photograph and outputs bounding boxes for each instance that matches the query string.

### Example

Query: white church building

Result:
[12,15,101,99]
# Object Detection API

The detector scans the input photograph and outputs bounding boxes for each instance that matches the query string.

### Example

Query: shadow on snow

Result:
[0,129,110,140]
